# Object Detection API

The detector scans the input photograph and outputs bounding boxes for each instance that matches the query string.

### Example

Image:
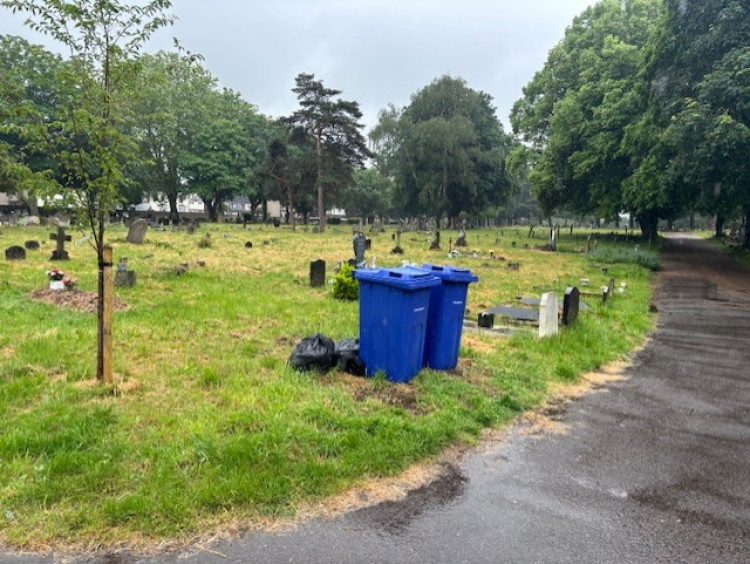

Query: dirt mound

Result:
[29,289,129,313]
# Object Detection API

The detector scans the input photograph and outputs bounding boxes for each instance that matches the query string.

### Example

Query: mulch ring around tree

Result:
[29,289,129,313]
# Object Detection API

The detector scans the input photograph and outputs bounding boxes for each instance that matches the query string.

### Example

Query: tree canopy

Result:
[373,75,515,223]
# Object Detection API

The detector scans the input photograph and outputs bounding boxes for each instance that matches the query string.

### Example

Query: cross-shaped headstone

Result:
[50,226,71,260]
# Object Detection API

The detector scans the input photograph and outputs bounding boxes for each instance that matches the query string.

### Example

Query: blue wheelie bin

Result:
[419,264,478,370]
[353,267,440,383]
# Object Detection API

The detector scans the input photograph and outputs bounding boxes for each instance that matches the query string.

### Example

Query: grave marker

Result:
[49,226,71,260]
[126,218,149,244]
[310,259,326,287]
[455,227,467,247]
[353,232,367,266]
[539,292,559,338]
[5,246,26,260]
[24,240,40,250]
[562,287,580,326]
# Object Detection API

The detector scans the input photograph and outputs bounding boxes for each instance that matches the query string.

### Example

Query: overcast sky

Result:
[0,0,597,132]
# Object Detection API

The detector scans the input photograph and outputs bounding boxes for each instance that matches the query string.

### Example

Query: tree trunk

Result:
[637,209,659,241]
[22,190,40,216]
[715,214,725,238]
[315,132,325,233]
[167,192,180,224]
[743,208,750,248]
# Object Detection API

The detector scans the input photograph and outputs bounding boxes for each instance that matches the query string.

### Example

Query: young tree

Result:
[1,0,174,382]
[282,73,371,232]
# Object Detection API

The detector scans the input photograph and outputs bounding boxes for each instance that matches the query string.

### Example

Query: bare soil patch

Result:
[29,289,129,313]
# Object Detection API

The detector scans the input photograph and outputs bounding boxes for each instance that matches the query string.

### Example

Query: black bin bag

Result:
[289,334,336,372]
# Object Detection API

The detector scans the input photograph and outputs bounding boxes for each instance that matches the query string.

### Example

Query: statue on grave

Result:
[353,232,367,267]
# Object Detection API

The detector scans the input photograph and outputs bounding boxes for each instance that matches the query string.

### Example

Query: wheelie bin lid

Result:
[353,267,440,290]
[420,263,479,284]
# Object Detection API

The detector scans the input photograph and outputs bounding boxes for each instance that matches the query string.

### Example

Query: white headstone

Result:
[539,292,559,338]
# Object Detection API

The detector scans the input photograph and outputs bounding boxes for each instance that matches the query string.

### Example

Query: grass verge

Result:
[0,224,655,549]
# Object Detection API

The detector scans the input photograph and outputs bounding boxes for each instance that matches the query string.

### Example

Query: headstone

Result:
[187,221,197,235]
[114,270,136,287]
[353,232,367,266]
[5,246,26,260]
[539,292,559,338]
[391,230,404,254]
[21,216,40,226]
[429,230,441,250]
[455,228,467,247]
[126,218,149,244]
[245,241,253,248]
[310,259,326,287]
[24,240,40,250]
[478,311,495,328]
[562,287,580,327]
[49,225,71,260]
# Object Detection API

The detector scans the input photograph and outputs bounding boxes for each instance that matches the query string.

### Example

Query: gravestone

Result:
[353,232,367,267]
[5,246,26,260]
[539,292,559,338]
[126,218,149,244]
[478,311,495,328]
[49,226,71,260]
[24,240,40,250]
[187,221,197,235]
[114,270,136,287]
[455,227,467,247]
[429,230,441,250]
[21,215,40,226]
[391,230,404,254]
[562,286,580,326]
[310,259,326,287]
[115,257,136,287]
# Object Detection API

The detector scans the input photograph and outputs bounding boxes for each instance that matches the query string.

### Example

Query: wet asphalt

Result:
[4,235,750,563]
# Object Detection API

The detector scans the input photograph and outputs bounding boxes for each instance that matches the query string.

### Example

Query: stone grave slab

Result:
[486,305,539,323]
[539,292,559,338]
[24,240,40,250]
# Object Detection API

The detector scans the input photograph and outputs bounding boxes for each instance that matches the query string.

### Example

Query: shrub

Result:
[588,246,660,271]
[332,263,358,300]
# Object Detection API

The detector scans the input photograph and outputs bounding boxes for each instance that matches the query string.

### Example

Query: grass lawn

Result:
[0,222,657,549]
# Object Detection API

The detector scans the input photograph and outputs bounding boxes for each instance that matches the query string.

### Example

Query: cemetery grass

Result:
[0,223,655,550]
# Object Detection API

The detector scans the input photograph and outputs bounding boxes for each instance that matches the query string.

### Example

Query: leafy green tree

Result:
[629,0,750,242]
[1,0,174,382]
[0,34,65,214]
[182,88,265,222]
[283,73,371,232]
[341,168,393,220]
[511,0,662,232]
[131,51,216,222]
[379,75,514,223]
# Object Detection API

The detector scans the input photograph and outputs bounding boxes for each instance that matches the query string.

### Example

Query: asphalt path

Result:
[4,235,750,563]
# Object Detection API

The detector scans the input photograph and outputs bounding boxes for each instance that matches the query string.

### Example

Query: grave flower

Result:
[62,276,78,291]
[46,267,65,281]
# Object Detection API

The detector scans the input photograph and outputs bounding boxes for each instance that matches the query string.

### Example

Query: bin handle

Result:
[388,271,403,278]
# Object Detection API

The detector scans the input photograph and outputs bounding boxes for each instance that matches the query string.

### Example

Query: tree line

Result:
[1,0,748,245]
[511,0,750,245]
